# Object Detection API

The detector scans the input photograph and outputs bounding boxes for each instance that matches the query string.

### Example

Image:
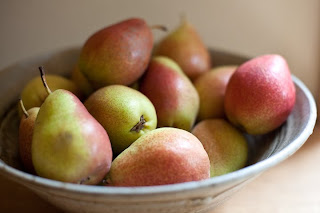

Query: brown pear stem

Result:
[150,25,168,32]
[39,66,52,95]
[19,99,29,118]
[130,115,146,133]
[180,13,187,25]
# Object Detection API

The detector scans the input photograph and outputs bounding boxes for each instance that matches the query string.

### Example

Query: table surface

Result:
[1,125,320,213]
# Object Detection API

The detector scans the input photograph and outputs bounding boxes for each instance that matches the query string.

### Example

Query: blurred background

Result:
[0,0,319,97]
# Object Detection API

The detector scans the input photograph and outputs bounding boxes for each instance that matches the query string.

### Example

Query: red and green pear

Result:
[194,65,237,121]
[18,100,39,174]
[139,56,199,131]
[84,85,157,155]
[32,67,112,184]
[224,54,296,135]
[107,127,210,186]
[192,119,248,177]
[78,18,153,89]
[154,18,211,80]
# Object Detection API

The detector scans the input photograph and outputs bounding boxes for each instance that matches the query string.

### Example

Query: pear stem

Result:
[180,13,187,25]
[39,66,52,95]
[130,115,146,133]
[150,25,168,32]
[19,99,29,118]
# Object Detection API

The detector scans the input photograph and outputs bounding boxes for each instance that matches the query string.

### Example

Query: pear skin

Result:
[71,65,94,98]
[107,127,210,186]
[139,56,199,131]
[18,100,39,174]
[20,74,83,114]
[192,119,248,177]
[154,18,211,80]
[194,65,237,121]
[32,67,112,184]
[78,18,153,89]
[224,54,296,135]
[32,89,113,184]
[84,85,157,155]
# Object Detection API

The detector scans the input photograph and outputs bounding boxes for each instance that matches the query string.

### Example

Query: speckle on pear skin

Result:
[108,127,210,186]
[78,18,154,89]
[84,85,157,155]
[224,54,296,135]
[139,57,199,131]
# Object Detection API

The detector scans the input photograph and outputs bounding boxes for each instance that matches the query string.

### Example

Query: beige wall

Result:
[0,0,319,96]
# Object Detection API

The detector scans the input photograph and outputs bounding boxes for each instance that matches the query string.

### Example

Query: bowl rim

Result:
[0,72,317,196]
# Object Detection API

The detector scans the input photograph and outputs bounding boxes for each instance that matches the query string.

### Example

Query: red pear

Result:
[224,54,296,135]
[139,56,199,131]
[107,127,210,186]
[18,100,39,174]
[32,67,113,184]
[78,18,153,89]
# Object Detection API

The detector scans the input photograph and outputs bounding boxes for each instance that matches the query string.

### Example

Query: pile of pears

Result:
[17,17,296,187]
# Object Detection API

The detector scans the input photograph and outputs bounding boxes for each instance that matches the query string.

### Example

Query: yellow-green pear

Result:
[32,67,112,184]
[192,119,248,177]
[20,74,83,115]
[84,85,157,155]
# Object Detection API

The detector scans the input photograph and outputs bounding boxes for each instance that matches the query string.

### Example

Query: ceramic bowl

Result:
[0,47,317,213]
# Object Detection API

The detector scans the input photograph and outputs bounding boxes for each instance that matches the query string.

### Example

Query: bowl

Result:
[0,47,317,213]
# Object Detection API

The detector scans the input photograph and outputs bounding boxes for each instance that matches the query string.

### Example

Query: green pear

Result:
[154,17,211,80]
[193,65,237,121]
[84,85,157,155]
[32,67,112,184]
[18,99,39,174]
[139,56,199,131]
[78,18,154,89]
[20,74,83,115]
[192,119,248,177]
[107,127,210,186]
[224,54,296,135]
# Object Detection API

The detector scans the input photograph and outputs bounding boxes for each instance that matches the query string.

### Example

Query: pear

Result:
[18,99,39,174]
[32,67,112,184]
[139,56,199,131]
[84,85,157,155]
[20,74,83,115]
[78,17,154,89]
[193,65,237,121]
[154,17,211,80]
[224,54,296,135]
[107,127,210,186]
[71,65,94,98]
[192,119,248,177]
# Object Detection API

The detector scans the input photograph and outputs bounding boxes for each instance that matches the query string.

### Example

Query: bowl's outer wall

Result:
[0,47,316,213]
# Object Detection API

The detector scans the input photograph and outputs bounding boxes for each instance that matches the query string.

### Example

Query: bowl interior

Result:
[0,47,317,195]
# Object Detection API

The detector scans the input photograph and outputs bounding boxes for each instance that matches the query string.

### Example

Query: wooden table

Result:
[1,125,320,213]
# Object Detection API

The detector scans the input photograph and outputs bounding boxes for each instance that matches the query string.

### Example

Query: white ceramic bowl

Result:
[0,47,317,213]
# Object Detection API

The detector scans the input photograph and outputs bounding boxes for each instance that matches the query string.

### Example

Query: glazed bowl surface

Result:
[0,47,316,213]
